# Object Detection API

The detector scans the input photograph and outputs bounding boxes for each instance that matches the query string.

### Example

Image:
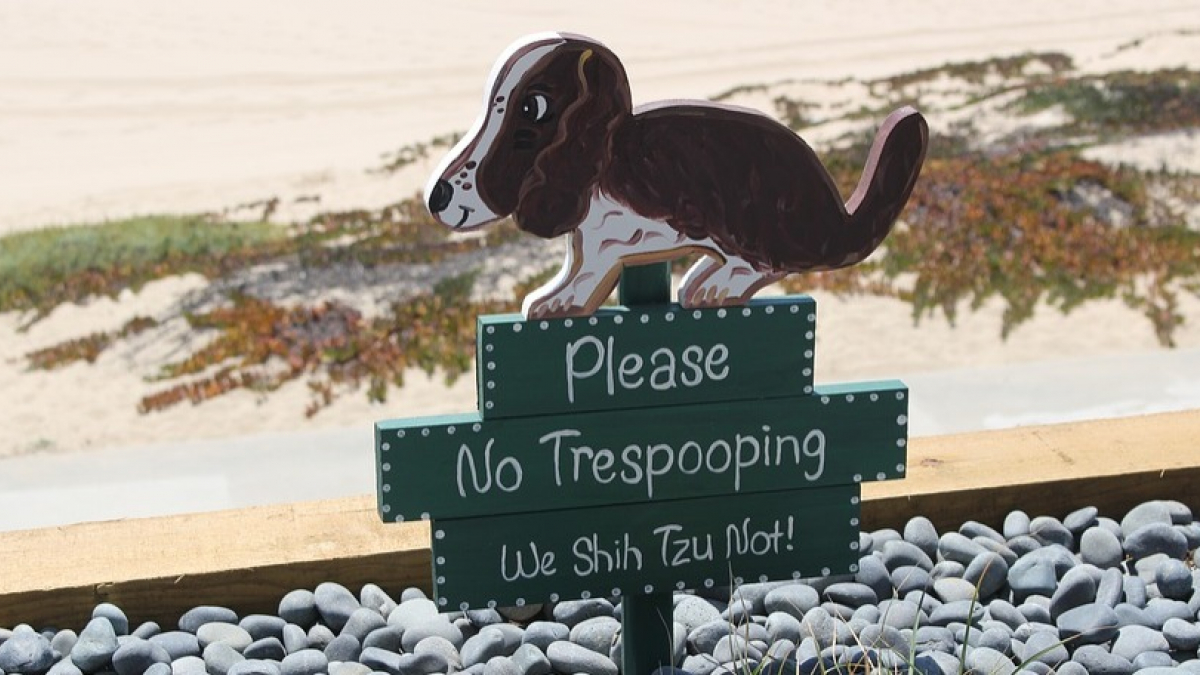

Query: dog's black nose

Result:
[428,180,453,215]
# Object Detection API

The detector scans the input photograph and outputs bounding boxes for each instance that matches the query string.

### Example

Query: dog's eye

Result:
[520,94,551,123]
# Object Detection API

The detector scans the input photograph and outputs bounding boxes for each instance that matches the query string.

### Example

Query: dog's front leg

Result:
[522,227,622,319]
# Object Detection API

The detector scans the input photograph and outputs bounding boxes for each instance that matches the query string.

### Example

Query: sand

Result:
[1,1,1199,459]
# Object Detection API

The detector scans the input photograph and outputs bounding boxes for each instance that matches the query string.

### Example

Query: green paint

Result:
[476,295,816,419]
[621,591,675,675]
[618,262,671,306]
[428,484,861,609]
[376,380,907,522]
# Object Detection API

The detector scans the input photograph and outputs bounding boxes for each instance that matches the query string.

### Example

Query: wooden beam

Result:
[2,410,1197,629]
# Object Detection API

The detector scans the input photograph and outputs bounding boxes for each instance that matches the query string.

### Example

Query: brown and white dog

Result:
[425,32,928,319]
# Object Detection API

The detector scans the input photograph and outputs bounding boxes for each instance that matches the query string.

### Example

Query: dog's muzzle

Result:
[427,179,453,215]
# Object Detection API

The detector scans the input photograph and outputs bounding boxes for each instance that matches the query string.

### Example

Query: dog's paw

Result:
[524,295,591,319]
[679,285,736,309]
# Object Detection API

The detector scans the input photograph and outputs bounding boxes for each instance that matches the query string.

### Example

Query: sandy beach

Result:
[2,0,1200,462]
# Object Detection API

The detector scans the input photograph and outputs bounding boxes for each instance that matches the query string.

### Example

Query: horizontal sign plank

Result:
[477,296,816,419]
[429,484,861,610]
[376,381,907,521]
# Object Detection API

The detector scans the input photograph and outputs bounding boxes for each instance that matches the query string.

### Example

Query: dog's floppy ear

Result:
[516,45,632,238]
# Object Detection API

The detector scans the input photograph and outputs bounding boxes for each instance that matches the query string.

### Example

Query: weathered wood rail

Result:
[2,410,1197,629]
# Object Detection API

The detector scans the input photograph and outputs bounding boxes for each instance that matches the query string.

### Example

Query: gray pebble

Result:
[1049,566,1097,620]
[903,516,939,559]
[857,624,906,654]
[92,605,129,638]
[238,617,285,643]
[1111,623,1169,660]
[1095,567,1125,607]
[960,520,1006,545]
[729,582,777,616]
[461,630,508,668]
[1178,522,1200,549]
[357,585,397,619]
[1064,506,1099,534]
[277,591,318,629]
[1029,516,1073,549]
[761,585,818,621]
[400,618,463,653]
[680,654,719,675]
[51,630,78,658]
[0,631,55,675]
[482,655,520,675]
[358,647,401,675]
[196,624,252,652]
[398,587,426,602]
[1080,527,1124,569]
[884,539,936,573]
[964,551,1009,598]
[279,649,326,675]
[964,646,1015,675]
[718,598,753,625]
[985,599,1025,630]
[932,577,978,604]
[323,634,360,663]
[1004,511,1031,539]
[360,626,402,653]
[170,656,206,675]
[1122,501,1175,537]
[339,609,386,643]
[227,660,281,675]
[764,612,801,644]
[890,565,932,595]
[569,617,619,656]
[313,583,360,634]
[1132,651,1175,670]
[1009,558,1058,603]
[1124,575,1149,608]
[854,556,893,605]
[545,641,617,675]
[385,598,438,632]
[1071,645,1134,675]
[1020,630,1068,666]
[712,634,761,664]
[465,609,503,629]
[821,582,876,608]
[305,624,334,651]
[178,608,238,635]
[1163,617,1200,651]
[521,623,568,653]
[72,617,120,674]
[928,600,983,627]
[686,620,730,656]
[1006,535,1042,557]
[46,658,83,675]
[929,560,965,581]
[1155,558,1194,600]
[415,636,463,673]
[202,643,245,675]
[131,624,160,641]
[1126,523,1189,560]
[672,596,721,632]
[973,536,1019,567]
[551,599,614,628]
[1145,597,1193,628]
[1056,603,1119,645]
[111,638,170,675]
[281,625,307,655]
[939,532,987,566]
[242,638,285,661]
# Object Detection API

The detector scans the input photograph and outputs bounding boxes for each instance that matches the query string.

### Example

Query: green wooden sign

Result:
[430,485,861,610]
[376,380,907,521]
[390,27,927,672]
[476,296,816,419]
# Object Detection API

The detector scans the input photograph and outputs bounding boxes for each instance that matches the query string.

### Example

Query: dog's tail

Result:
[839,106,928,266]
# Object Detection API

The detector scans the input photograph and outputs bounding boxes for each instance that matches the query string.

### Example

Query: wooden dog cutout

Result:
[425,32,928,319]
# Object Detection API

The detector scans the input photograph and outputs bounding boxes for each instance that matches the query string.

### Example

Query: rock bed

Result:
[2,500,1199,675]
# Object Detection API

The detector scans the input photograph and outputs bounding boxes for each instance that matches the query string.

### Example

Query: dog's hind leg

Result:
[679,255,782,308]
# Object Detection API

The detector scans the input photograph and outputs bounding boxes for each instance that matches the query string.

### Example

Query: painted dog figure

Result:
[426,32,929,319]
